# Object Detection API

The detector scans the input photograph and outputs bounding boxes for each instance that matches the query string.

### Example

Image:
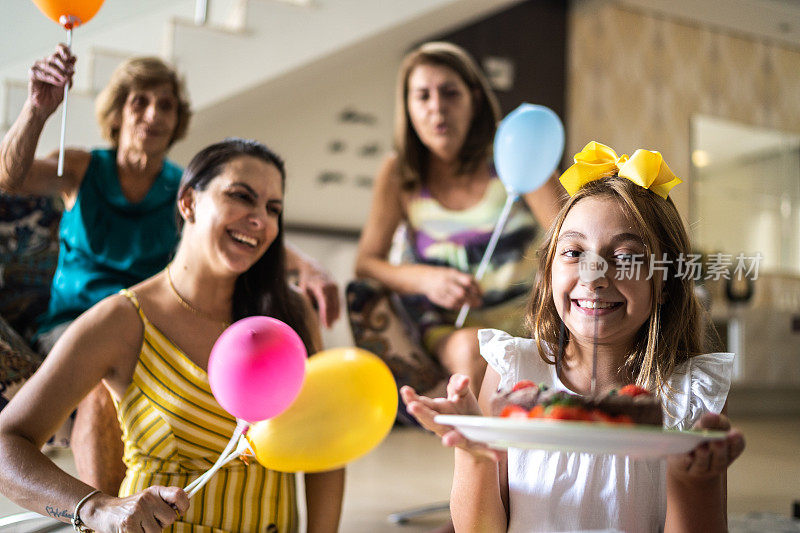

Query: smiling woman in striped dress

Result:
[0,138,344,532]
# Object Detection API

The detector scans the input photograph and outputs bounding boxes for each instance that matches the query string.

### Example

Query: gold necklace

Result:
[166,265,231,329]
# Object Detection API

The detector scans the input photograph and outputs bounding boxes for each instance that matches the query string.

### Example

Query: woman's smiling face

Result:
[186,155,284,275]
[551,196,654,348]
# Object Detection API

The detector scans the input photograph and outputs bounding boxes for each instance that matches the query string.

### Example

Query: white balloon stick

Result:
[57,27,72,178]
[455,192,518,328]
[185,420,250,499]
[186,436,253,499]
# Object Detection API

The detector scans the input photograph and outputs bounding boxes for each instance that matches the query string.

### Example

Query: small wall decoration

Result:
[314,107,385,192]
[482,56,515,92]
[358,142,381,157]
[316,171,345,186]
[328,140,346,153]
[354,175,374,188]
[337,107,377,126]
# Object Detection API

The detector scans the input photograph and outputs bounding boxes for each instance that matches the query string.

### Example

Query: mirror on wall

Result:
[690,115,800,275]
[690,115,800,388]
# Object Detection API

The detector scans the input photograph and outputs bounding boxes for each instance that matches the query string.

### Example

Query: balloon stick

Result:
[184,420,252,499]
[455,191,518,328]
[57,20,74,178]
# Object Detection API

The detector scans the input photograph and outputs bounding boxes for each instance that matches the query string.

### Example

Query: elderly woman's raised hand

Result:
[82,486,190,532]
[28,44,76,118]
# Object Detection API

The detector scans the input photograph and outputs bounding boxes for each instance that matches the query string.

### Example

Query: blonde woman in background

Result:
[356,42,563,398]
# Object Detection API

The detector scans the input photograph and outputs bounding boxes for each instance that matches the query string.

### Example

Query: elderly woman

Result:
[0,45,338,494]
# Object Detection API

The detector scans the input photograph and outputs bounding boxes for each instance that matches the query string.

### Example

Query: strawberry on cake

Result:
[492,381,663,426]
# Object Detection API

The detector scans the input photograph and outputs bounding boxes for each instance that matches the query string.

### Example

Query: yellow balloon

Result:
[31,0,105,27]
[246,348,397,473]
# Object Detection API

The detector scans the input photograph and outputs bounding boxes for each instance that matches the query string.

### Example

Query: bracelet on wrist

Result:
[72,489,101,532]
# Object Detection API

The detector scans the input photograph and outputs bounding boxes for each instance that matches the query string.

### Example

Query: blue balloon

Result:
[493,104,565,195]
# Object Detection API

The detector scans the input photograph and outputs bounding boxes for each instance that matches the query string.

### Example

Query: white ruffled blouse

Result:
[478,329,734,533]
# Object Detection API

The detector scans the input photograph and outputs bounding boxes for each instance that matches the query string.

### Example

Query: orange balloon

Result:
[30,0,105,28]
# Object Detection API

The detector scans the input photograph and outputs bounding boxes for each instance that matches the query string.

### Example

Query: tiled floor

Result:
[726,416,800,516]
[1,417,798,532]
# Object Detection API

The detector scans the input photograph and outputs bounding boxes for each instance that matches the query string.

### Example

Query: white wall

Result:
[0,0,177,65]
[168,26,401,232]
[167,0,524,230]
[285,230,359,349]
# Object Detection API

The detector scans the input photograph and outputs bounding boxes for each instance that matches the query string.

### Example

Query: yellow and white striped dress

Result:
[115,289,298,532]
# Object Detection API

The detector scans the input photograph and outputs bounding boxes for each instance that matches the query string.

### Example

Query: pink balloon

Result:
[208,317,307,422]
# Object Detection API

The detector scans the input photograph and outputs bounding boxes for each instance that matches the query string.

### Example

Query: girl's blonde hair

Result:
[526,176,718,392]
[393,42,500,189]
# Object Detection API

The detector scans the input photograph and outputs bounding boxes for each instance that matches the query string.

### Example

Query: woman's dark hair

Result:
[177,138,314,352]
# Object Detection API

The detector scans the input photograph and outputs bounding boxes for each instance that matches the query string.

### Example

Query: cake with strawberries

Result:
[493,381,663,426]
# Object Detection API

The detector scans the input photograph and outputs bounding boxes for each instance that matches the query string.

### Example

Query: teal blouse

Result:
[37,149,182,335]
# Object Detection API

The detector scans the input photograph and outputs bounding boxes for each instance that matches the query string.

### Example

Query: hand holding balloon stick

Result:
[455,104,565,328]
[30,0,106,176]
[185,317,307,499]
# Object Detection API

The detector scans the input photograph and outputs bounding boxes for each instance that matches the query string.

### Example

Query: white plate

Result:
[434,415,727,458]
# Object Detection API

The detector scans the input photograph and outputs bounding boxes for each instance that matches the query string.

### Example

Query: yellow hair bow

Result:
[559,141,682,199]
